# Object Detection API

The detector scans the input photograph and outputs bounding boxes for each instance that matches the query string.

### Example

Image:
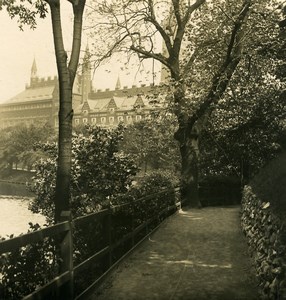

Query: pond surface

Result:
[0,182,46,237]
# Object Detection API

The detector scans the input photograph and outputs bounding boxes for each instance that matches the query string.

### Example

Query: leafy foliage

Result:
[29,124,138,222]
[0,123,55,171]
[0,223,59,299]
[250,152,286,217]
[120,116,181,175]
[199,2,286,181]
[0,0,47,30]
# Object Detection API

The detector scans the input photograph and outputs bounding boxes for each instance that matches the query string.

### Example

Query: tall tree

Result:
[46,0,86,222]
[1,0,86,222]
[89,0,252,206]
[199,2,286,183]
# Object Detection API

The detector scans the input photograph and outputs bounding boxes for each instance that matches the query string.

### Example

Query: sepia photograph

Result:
[0,0,285,299]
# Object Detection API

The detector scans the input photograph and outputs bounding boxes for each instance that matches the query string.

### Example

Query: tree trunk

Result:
[48,0,85,222]
[175,125,201,208]
[48,1,72,222]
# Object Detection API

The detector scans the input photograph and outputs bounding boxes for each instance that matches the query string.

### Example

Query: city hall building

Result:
[0,49,166,129]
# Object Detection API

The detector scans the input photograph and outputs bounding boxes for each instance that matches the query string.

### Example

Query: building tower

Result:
[115,75,121,90]
[30,58,38,86]
[81,44,92,103]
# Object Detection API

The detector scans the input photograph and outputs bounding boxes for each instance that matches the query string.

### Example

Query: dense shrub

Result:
[111,171,178,242]
[0,127,180,298]
[29,124,138,222]
[250,152,286,216]
[0,224,59,300]
[241,152,286,299]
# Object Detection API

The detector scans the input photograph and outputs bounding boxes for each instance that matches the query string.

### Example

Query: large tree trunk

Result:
[179,132,200,207]
[48,0,85,223]
[49,1,73,223]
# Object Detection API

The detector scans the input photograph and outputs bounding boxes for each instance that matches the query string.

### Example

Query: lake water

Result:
[0,182,46,237]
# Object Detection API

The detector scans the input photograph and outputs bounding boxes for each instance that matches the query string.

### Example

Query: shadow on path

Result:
[91,206,259,300]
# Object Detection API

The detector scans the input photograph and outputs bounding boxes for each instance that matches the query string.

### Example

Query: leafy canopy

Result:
[29,125,138,222]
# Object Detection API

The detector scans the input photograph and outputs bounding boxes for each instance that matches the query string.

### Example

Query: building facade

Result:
[0,58,82,129]
[0,50,166,129]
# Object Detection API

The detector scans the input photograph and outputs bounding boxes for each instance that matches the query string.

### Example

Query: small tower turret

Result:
[30,58,38,86]
[115,75,121,90]
[81,44,92,103]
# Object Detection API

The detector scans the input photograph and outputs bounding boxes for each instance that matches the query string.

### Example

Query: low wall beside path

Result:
[241,185,286,299]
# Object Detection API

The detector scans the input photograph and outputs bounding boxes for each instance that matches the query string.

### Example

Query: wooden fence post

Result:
[103,206,112,268]
[59,211,73,299]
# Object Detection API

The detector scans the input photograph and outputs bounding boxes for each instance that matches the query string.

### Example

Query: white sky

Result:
[0,2,161,103]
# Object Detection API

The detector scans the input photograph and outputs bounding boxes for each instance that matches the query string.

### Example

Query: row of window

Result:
[1,118,48,127]
[74,115,144,125]
[0,103,52,112]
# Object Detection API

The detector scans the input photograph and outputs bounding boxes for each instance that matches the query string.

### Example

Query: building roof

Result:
[4,85,56,104]
[89,84,164,100]
[74,94,153,115]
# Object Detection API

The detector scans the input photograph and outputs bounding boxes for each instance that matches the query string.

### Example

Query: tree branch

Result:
[172,0,182,28]
[68,0,86,84]
[186,0,252,131]
[182,0,206,27]
[145,0,173,56]
[130,44,170,68]
[172,0,206,65]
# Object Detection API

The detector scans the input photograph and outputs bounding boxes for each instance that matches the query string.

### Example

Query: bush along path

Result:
[242,185,286,299]
[91,206,259,300]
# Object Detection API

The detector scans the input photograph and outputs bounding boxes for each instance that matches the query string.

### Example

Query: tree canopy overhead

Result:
[88,0,257,206]
[0,0,48,29]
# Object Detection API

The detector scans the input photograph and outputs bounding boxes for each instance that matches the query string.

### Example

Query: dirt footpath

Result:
[91,206,259,300]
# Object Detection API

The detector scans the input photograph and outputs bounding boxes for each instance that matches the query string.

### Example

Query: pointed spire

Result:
[115,75,121,90]
[81,43,92,103]
[83,43,90,63]
[31,57,37,78]
[30,57,38,86]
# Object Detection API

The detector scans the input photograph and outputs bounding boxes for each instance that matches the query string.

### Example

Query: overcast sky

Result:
[0,4,161,103]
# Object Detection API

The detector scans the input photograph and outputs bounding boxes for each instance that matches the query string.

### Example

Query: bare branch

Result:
[130,44,171,69]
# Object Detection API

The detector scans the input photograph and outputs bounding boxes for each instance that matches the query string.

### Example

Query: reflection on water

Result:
[0,196,46,237]
[0,182,46,237]
[0,181,34,197]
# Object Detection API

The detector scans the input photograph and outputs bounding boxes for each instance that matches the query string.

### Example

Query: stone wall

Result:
[241,185,286,299]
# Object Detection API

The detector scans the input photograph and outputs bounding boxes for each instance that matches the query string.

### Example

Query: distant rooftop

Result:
[4,85,56,104]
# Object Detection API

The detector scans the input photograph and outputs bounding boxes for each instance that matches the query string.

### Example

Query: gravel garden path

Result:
[90,206,259,300]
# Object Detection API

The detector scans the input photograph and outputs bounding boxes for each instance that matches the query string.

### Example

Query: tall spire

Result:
[115,75,121,90]
[30,57,38,86]
[83,44,91,70]
[81,44,92,103]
